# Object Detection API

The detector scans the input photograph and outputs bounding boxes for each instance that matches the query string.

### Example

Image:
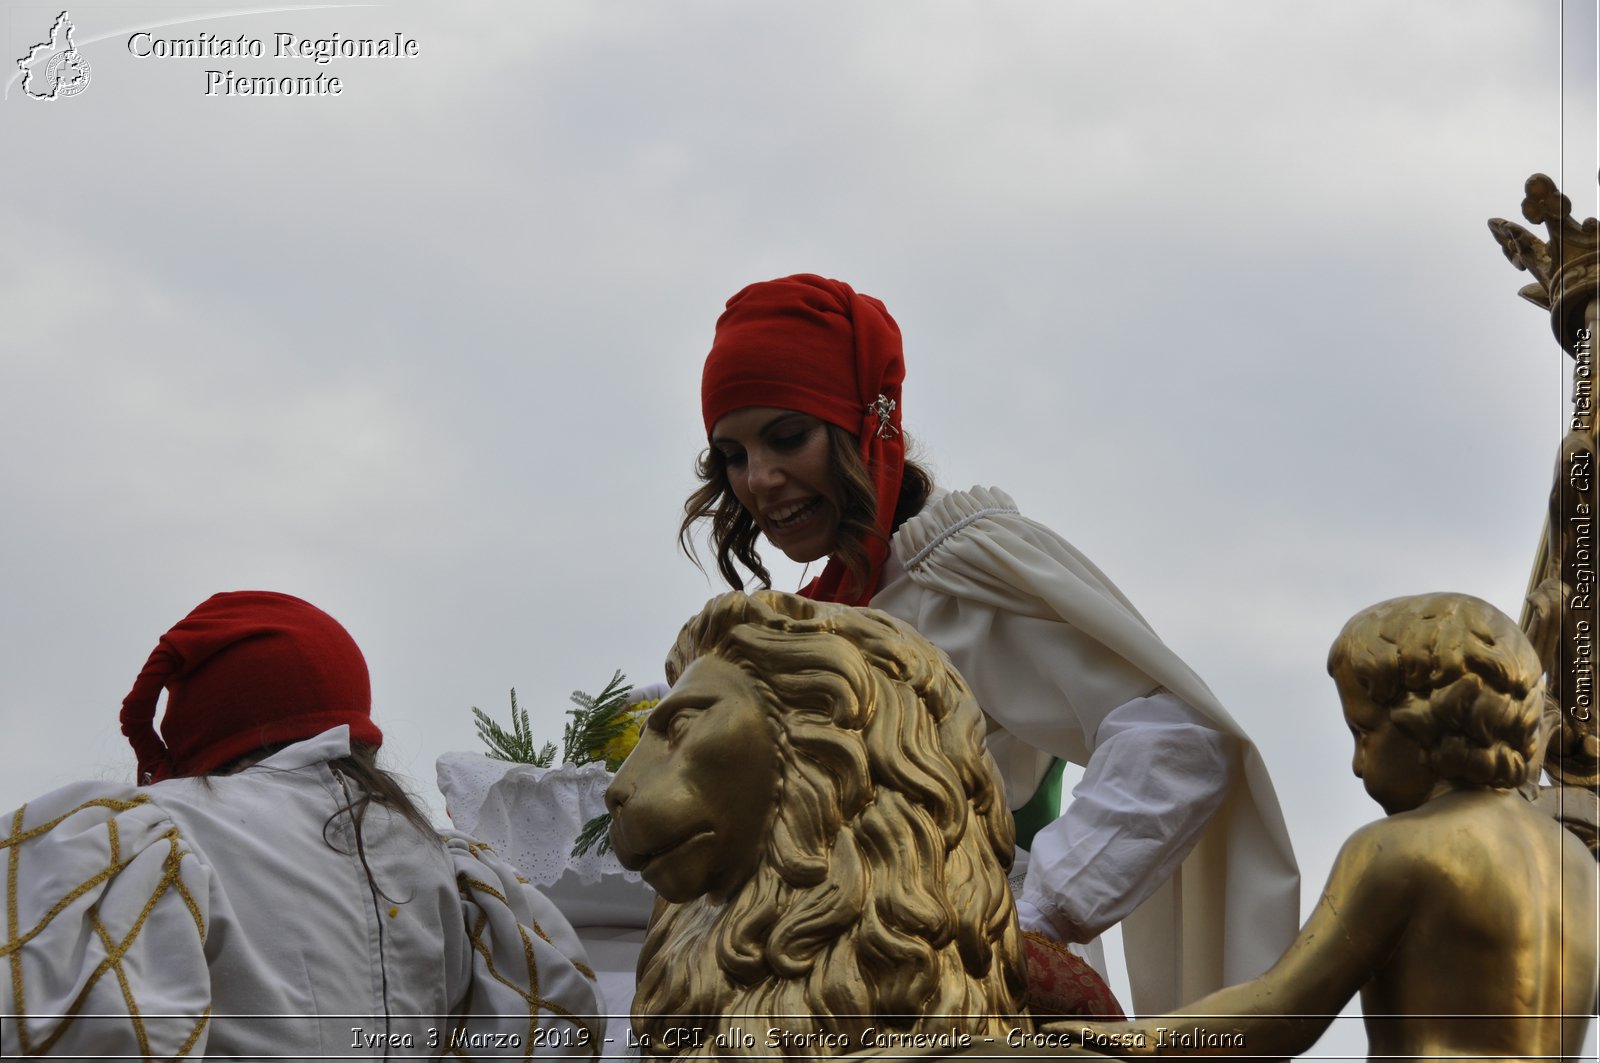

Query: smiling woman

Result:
[681,275,932,605]
[709,408,843,565]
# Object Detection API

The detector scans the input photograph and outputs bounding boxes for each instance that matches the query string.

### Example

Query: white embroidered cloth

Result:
[437,755,642,884]
[436,754,654,931]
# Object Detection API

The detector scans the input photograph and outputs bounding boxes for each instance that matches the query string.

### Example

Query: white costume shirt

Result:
[1,727,604,1059]
[871,487,1300,1014]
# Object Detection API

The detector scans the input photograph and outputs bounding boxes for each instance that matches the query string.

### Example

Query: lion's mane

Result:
[631,591,1029,1057]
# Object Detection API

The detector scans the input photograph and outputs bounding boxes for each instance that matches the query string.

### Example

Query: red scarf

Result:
[119,590,380,783]
[701,274,905,605]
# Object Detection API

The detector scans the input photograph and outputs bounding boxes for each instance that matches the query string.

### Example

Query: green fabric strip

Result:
[1011,757,1066,851]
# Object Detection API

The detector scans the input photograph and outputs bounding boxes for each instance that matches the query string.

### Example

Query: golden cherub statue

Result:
[1066,592,1597,1061]
[604,590,1032,1059]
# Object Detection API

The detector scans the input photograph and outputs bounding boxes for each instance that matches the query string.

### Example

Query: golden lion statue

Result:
[605,590,1030,1059]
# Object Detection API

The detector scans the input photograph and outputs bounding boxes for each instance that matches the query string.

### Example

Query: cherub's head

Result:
[1327,592,1545,813]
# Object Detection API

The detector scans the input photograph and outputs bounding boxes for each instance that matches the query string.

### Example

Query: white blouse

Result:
[872,486,1300,1014]
[1,727,604,1059]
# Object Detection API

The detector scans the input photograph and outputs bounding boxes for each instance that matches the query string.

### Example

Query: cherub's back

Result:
[1361,790,1597,1061]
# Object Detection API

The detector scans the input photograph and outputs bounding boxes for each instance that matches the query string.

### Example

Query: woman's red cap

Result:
[119,591,380,783]
[701,274,906,605]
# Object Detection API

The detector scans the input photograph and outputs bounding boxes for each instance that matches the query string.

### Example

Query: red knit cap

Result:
[119,591,380,784]
[701,274,905,605]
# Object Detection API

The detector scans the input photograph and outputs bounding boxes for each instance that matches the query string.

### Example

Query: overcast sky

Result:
[4,1,1596,1055]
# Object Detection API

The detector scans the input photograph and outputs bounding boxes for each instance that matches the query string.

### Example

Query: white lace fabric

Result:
[436,753,642,887]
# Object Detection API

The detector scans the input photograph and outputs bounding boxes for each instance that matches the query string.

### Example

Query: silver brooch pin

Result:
[868,394,899,439]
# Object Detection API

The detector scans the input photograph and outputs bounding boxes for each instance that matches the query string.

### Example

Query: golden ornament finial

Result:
[1488,172,1600,354]
[1489,172,1599,849]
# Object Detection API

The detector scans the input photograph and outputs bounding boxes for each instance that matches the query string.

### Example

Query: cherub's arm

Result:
[1063,821,1415,1058]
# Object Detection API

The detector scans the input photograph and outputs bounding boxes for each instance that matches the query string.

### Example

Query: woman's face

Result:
[710,406,843,564]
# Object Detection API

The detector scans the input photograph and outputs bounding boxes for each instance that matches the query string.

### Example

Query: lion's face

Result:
[605,656,779,903]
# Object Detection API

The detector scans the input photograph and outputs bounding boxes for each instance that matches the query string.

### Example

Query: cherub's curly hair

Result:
[1327,592,1546,790]
[631,591,1028,1057]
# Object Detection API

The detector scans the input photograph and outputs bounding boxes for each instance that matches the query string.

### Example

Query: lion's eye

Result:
[667,711,693,741]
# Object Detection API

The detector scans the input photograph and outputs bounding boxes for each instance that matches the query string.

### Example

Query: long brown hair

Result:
[327,745,438,838]
[679,424,932,599]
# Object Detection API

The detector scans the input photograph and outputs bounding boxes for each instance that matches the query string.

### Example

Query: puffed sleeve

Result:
[444,833,607,1058]
[1,782,214,1058]
[1015,691,1235,941]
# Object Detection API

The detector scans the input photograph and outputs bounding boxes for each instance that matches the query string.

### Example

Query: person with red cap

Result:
[2,591,604,1059]
[681,274,1301,1017]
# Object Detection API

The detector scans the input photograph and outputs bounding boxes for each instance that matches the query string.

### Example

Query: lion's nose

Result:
[604,778,629,814]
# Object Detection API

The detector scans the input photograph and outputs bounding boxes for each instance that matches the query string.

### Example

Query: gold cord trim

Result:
[4,796,206,1058]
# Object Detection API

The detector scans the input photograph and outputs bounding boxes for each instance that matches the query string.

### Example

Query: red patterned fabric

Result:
[1022,931,1126,1021]
[701,274,905,606]
[119,591,379,783]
